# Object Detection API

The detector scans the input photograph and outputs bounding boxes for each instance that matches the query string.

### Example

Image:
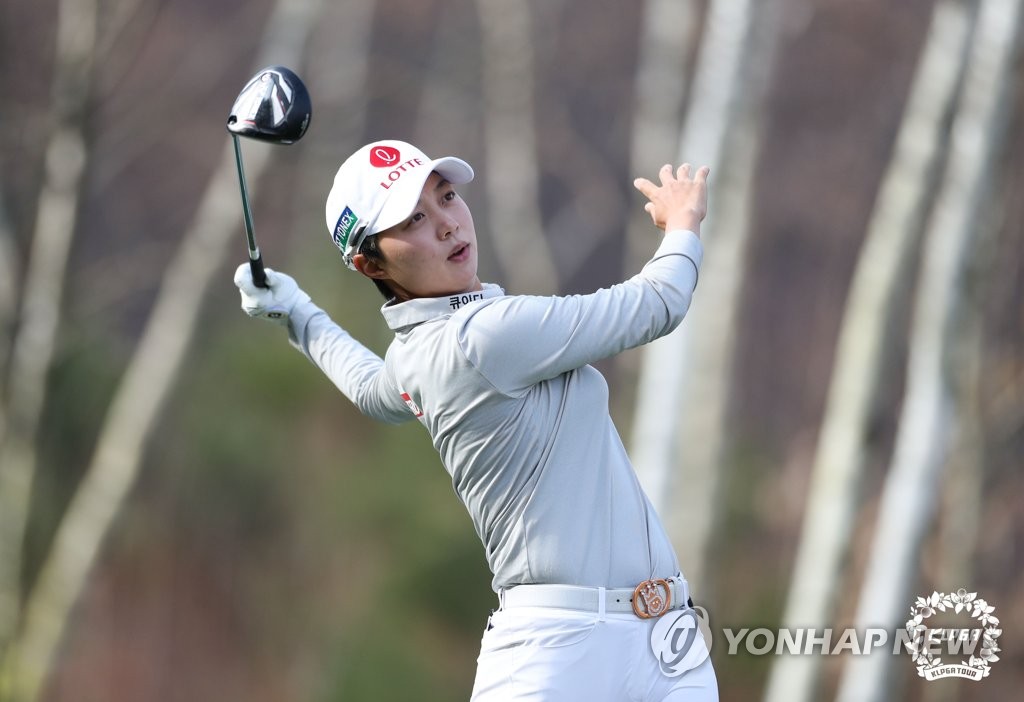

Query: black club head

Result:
[226,65,312,144]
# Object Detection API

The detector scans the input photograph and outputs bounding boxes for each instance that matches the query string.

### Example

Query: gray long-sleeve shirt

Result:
[289,229,703,591]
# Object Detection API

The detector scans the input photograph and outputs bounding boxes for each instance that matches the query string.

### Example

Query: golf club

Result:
[226,65,312,288]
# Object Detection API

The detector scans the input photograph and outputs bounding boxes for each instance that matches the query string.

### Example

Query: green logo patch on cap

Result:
[332,206,359,251]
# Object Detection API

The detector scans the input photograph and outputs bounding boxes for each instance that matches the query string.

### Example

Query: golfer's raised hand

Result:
[633,163,710,236]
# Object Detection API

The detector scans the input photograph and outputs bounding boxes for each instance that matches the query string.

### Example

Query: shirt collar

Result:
[380,283,505,331]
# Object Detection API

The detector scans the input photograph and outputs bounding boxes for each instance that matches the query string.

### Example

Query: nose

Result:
[437,214,457,240]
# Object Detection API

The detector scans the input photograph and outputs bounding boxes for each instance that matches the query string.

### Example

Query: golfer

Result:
[235,140,718,701]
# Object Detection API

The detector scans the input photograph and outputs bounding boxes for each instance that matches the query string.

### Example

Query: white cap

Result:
[325,140,475,270]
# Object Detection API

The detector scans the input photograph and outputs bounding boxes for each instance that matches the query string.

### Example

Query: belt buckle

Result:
[632,578,672,619]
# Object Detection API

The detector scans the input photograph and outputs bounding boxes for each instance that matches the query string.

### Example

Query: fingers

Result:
[235,262,280,296]
[657,163,674,186]
[672,163,710,182]
[634,162,710,205]
[234,262,251,286]
[234,262,262,296]
[633,176,657,198]
[644,202,658,226]
[636,163,709,188]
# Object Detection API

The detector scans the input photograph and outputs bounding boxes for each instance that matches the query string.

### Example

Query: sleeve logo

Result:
[400,391,423,418]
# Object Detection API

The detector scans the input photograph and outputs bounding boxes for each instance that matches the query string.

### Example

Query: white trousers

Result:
[470,606,719,702]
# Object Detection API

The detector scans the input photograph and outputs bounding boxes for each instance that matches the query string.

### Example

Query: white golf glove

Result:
[234,263,311,325]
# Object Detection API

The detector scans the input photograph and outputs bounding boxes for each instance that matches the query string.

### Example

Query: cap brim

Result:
[371,156,475,234]
[432,156,475,186]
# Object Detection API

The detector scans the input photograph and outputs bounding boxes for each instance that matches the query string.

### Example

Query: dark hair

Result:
[358,234,394,300]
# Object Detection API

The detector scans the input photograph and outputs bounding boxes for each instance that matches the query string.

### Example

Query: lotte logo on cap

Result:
[370,146,401,168]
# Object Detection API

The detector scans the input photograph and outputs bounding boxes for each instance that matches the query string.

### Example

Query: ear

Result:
[352,253,390,281]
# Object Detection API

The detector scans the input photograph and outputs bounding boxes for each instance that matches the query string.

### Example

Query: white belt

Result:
[500,576,691,619]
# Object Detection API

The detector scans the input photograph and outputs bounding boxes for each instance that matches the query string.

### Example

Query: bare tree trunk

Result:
[0,191,19,404]
[835,1,1022,699]
[921,265,987,702]
[920,171,1003,702]
[623,0,700,275]
[618,0,700,497]
[629,0,782,599]
[630,0,755,520]
[0,1,325,699]
[475,0,557,294]
[762,3,976,701]
[664,0,784,598]
[0,190,21,653]
[0,0,97,666]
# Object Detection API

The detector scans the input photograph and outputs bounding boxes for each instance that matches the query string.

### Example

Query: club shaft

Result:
[231,135,267,288]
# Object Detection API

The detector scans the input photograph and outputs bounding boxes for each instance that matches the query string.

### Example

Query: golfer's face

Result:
[373,171,482,300]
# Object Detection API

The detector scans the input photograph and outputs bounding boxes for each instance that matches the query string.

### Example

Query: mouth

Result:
[447,243,470,262]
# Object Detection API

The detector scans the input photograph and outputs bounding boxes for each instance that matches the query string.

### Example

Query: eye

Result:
[395,211,419,231]
[442,189,458,203]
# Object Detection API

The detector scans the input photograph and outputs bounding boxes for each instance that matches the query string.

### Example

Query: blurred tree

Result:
[630,0,755,551]
[664,0,785,600]
[475,0,557,294]
[0,0,98,679]
[0,192,17,377]
[624,0,699,274]
[835,0,1022,698]
[762,2,977,700]
[619,0,699,499]
[628,0,782,598]
[0,0,326,699]
[615,0,699,505]
[921,207,992,702]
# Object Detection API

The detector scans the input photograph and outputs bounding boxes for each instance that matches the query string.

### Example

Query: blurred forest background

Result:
[0,0,1021,701]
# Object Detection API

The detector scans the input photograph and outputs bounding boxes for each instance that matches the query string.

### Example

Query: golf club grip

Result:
[250,253,268,288]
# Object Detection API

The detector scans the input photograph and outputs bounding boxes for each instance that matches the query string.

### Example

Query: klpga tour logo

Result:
[905,589,1001,681]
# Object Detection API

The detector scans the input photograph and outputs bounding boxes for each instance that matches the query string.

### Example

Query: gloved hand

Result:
[234,263,311,325]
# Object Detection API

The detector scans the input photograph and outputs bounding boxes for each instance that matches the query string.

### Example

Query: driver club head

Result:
[226,65,312,144]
